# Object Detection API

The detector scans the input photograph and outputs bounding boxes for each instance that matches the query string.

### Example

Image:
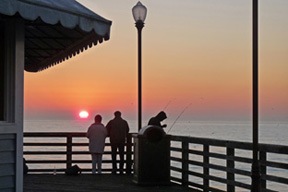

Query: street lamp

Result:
[132,2,147,131]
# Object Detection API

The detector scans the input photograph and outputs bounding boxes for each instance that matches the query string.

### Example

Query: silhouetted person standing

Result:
[148,111,167,128]
[106,111,130,174]
[87,114,107,174]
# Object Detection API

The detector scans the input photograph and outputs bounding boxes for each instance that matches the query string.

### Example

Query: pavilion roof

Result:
[0,0,112,72]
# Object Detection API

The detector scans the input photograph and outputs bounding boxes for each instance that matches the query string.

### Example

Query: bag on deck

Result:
[65,165,81,175]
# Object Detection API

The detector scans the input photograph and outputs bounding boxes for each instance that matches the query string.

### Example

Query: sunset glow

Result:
[79,111,89,119]
[24,1,288,122]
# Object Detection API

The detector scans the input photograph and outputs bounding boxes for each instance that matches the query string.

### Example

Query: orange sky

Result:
[24,0,288,122]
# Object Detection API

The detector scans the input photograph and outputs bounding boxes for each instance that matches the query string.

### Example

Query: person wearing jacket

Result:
[106,111,130,174]
[148,111,167,128]
[87,114,107,174]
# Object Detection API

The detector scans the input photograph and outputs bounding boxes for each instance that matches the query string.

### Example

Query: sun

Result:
[79,110,89,119]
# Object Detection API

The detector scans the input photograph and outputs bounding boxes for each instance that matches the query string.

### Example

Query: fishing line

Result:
[163,98,175,111]
[167,103,192,133]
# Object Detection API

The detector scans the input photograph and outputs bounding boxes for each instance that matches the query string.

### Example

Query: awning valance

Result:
[0,0,112,72]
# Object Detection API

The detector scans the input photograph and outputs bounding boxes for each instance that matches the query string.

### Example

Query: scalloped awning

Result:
[0,0,112,72]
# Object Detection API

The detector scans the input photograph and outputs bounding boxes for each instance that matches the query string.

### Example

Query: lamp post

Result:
[132,2,147,131]
[252,0,260,191]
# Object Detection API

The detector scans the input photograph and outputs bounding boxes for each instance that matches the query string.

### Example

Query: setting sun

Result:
[79,110,89,119]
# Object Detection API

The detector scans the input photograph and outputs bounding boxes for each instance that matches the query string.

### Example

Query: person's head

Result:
[114,111,121,117]
[94,114,102,123]
[156,111,167,121]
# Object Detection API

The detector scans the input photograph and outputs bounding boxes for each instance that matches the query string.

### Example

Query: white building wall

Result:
[0,18,24,192]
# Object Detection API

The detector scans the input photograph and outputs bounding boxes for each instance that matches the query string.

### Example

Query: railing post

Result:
[227,145,235,192]
[126,134,132,175]
[260,150,266,190]
[203,144,209,192]
[66,134,72,169]
[182,138,189,187]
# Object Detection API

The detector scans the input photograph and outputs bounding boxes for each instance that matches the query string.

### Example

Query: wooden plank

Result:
[24,151,116,155]
[0,151,15,164]
[227,147,235,192]
[187,170,251,190]
[260,151,267,189]
[126,134,132,175]
[0,134,15,140]
[182,139,189,187]
[0,140,15,152]
[259,144,288,154]
[171,136,252,150]
[261,174,288,184]
[170,147,182,152]
[24,143,67,146]
[0,163,15,176]
[24,175,195,192]
[24,132,85,137]
[0,175,14,189]
[262,160,288,169]
[203,144,209,192]
[24,151,67,155]
[261,189,278,192]
[170,156,182,162]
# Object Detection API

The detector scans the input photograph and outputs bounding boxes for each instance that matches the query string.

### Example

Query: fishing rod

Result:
[167,103,192,133]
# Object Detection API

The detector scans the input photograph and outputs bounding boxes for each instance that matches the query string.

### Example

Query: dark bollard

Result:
[133,125,170,185]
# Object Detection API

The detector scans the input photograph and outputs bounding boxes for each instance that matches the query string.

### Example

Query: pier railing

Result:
[169,135,288,192]
[24,132,288,191]
[23,132,133,174]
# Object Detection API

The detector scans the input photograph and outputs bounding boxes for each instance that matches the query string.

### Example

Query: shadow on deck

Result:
[24,174,196,192]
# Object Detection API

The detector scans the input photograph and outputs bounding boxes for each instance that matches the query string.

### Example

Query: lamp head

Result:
[132,1,147,23]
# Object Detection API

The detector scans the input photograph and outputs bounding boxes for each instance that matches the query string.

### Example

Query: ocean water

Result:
[24,119,288,145]
[23,120,288,191]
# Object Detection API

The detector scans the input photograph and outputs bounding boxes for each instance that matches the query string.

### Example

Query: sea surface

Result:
[24,120,288,191]
[24,119,288,145]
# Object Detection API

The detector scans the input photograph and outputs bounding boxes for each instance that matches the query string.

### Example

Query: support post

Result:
[182,139,189,187]
[203,145,209,192]
[227,146,235,192]
[126,134,132,175]
[66,135,72,169]
[260,151,267,190]
[251,0,261,191]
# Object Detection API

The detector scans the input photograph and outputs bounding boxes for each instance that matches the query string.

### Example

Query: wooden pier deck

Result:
[24,174,196,192]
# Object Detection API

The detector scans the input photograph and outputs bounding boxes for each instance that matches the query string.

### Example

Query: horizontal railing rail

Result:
[170,135,288,192]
